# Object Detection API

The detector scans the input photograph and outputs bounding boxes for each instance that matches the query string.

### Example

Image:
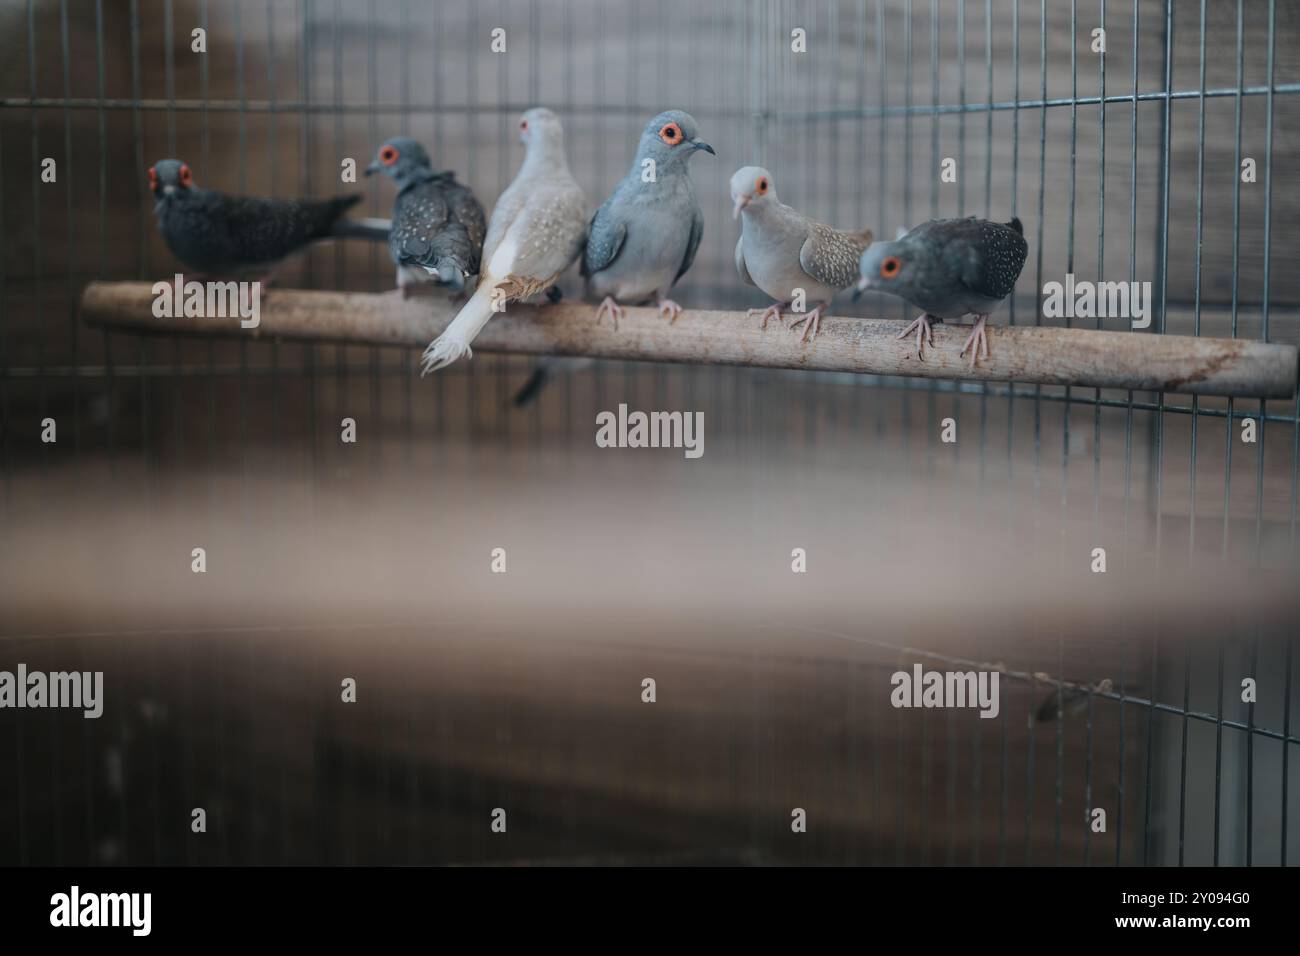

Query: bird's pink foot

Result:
[959,314,990,368]
[594,295,625,330]
[898,313,937,361]
[657,297,683,324]
[747,302,788,331]
[789,303,827,343]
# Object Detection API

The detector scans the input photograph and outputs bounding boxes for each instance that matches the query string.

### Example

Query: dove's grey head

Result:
[729,165,777,219]
[857,236,920,297]
[636,110,714,171]
[365,136,432,188]
[148,158,195,198]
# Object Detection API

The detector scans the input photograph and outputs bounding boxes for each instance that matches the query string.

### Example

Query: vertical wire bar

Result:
[1282,637,1293,865]
[901,0,913,458]
[332,0,345,453]
[1154,0,1173,567]
[29,0,47,493]
[1254,0,1276,564]
[267,1,282,485]
[925,0,938,493]
[1120,0,1141,867]
[366,1,380,464]
[1053,0,1080,865]
[400,0,412,459]
[1223,0,1244,558]
[977,0,991,510]
[1026,674,1036,863]
[129,0,152,499]
[1026,0,1047,867]
[234,0,249,501]
[1190,0,1206,556]
[1092,0,1104,533]
[1117,650,1127,864]
[1084,687,1094,865]
[1142,636,1157,864]
[165,0,183,468]
[1001,0,1019,866]
[1214,640,1224,864]
[559,0,573,439]
[1031,0,1045,577]
[1260,8,1282,859]
[463,1,479,438]
[1086,0,1104,863]
[201,0,215,512]
[0,10,9,509]
[1246,632,1258,864]
[1178,637,1191,864]
[60,0,79,462]
[91,0,111,850]
[298,0,317,490]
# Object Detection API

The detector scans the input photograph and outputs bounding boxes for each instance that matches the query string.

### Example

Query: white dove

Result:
[421,108,588,374]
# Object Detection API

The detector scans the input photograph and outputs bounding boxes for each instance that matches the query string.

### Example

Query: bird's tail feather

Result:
[330,216,390,241]
[421,280,498,375]
[512,356,593,406]
[512,362,552,407]
[421,258,467,292]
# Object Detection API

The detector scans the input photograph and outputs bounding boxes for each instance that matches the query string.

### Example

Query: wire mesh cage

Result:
[0,0,1297,868]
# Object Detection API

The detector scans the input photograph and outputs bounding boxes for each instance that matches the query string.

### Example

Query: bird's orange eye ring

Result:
[179,164,193,186]
[658,122,682,145]
[380,145,399,166]
[881,256,901,278]
[755,177,769,195]
[147,166,158,188]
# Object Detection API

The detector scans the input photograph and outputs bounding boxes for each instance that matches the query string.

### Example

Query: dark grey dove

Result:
[857,216,1028,367]
[366,136,486,296]
[148,158,362,277]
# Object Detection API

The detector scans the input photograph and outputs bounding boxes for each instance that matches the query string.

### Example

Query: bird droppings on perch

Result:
[79,281,1297,400]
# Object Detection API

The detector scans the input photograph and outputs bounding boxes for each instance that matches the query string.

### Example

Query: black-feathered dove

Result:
[421,108,587,374]
[583,109,713,327]
[857,216,1028,368]
[730,165,873,342]
[365,136,486,296]
[148,158,362,278]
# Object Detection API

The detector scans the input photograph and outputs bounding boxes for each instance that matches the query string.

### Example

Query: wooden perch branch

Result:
[80,281,1297,399]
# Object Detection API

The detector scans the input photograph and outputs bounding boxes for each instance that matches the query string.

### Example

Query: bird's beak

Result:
[732,194,749,220]
[364,161,381,177]
[690,139,715,156]
[162,184,177,196]
[852,276,870,301]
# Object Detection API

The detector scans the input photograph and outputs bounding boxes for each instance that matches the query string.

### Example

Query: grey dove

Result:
[857,216,1028,368]
[149,159,362,277]
[730,165,873,342]
[421,108,588,374]
[584,109,714,326]
[366,136,486,296]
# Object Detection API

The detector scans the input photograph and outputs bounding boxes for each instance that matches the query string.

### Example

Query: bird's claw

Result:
[897,314,936,361]
[959,315,989,369]
[747,304,786,330]
[594,296,624,330]
[789,306,824,343]
[657,298,683,324]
